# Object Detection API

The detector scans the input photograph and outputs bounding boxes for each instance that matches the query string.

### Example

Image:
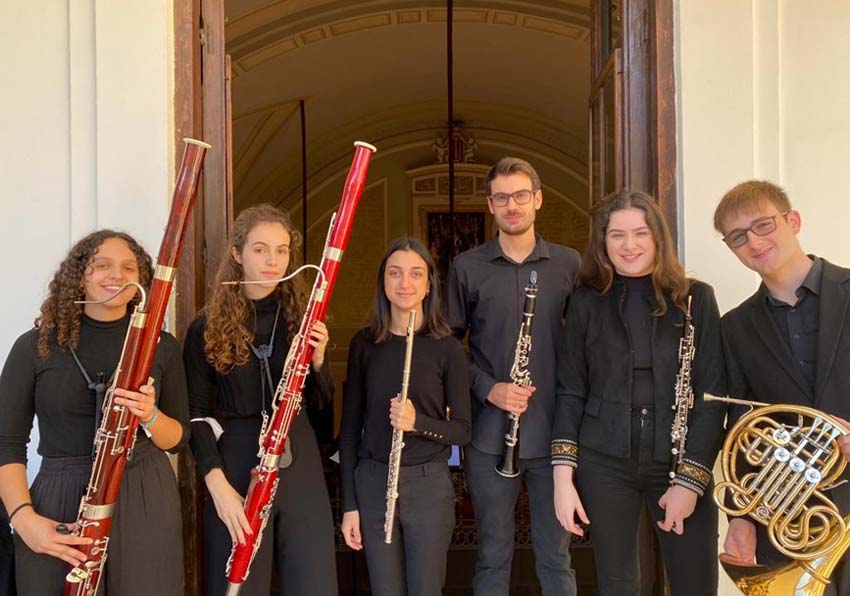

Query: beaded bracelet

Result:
[141,406,159,430]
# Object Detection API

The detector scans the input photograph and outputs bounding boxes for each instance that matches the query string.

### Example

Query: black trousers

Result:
[354,459,455,596]
[464,444,576,596]
[13,440,184,596]
[202,415,337,596]
[576,409,718,596]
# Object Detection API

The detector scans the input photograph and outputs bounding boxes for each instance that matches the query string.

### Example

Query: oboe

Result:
[225,141,376,594]
[384,309,417,544]
[495,271,538,478]
[669,295,695,480]
[63,138,209,596]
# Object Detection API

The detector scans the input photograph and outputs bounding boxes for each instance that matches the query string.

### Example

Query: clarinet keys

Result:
[495,271,538,479]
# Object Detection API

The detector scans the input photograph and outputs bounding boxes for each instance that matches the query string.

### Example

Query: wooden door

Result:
[588,1,677,594]
[588,0,677,244]
[173,0,232,594]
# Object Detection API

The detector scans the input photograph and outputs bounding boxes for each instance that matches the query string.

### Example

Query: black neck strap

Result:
[68,345,114,451]
[248,302,281,415]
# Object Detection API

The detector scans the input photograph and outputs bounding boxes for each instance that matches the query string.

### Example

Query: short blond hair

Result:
[714,180,791,232]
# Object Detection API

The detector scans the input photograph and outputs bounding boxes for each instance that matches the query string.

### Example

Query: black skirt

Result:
[13,438,184,596]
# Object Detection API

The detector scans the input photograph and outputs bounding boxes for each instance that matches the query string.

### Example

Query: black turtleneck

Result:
[183,292,334,476]
[620,274,655,407]
[0,315,189,466]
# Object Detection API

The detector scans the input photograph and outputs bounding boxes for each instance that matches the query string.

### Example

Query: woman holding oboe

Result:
[0,230,189,595]
[339,237,471,596]
[183,204,337,596]
[551,191,725,596]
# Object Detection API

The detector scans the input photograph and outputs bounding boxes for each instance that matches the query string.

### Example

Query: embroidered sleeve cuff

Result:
[551,439,578,467]
[672,459,712,496]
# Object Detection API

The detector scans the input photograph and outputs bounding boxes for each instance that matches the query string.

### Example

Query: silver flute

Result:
[384,309,417,543]
[669,295,695,480]
[495,271,538,478]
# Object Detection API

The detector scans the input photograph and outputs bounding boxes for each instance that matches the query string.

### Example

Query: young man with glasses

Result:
[446,157,580,596]
[715,179,850,594]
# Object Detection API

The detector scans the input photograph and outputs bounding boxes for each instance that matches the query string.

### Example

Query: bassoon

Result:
[63,138,210,596]
[225,141,377,595]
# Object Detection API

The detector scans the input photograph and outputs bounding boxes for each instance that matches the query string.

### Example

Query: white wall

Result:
[0,1,175,480]
[677,1,850,593]
[678,0,850,310]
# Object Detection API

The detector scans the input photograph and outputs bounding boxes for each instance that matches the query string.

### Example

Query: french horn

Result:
[706,394,850,595]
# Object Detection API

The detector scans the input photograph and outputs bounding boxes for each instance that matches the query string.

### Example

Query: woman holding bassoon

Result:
[551,190,726,596]
[0,230,189,595]
[183,204,337,596]
[339,237,471,596]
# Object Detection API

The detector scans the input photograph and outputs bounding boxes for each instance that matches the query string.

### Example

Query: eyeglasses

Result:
[488,189,536,208]
[722,211,789,248]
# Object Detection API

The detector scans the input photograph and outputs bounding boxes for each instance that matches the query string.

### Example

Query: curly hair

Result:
[203,204,306,373]
[36,230,153,359]
[579,190,691,316]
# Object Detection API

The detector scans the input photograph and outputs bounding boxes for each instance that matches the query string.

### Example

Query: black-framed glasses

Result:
[488,189,536,208]
[722,211,789,248]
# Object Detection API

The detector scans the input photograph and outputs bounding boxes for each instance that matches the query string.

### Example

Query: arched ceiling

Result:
[224,0,591,209]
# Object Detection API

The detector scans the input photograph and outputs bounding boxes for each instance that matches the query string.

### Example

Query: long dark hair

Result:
[367,237,451,343]
[579,190,691,315]
[35,230,153,358]
[203,204,305,373]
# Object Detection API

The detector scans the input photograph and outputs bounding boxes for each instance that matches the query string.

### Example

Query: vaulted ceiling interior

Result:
[224,0,591,225]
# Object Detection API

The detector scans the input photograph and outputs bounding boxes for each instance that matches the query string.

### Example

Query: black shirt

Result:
[446,234,581,458]
[763,257,822,392]
[183,293,334,477]
[339,329,471,512]
[621,275,655,407]
[0,315,189,466]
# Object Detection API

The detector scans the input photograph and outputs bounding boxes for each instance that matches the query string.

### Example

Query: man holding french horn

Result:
[716,180,850,595]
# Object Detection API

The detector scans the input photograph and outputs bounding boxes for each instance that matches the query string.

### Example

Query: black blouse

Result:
[622,274,655,407]
[0,315,189,466]
[183,293,333,477]
[339,328,471,513]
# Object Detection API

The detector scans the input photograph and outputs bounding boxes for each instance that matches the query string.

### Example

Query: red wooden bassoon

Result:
[225,141,377,595]
[63,138,210,596]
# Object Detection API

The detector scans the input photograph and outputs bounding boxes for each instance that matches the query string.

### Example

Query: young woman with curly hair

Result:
[551,190,726,596]
[183,204,337,596]
[0,230,189,596]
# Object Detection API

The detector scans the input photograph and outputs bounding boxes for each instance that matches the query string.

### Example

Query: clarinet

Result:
[63,138,209,596]
[669,295,696,480]
[384,309,417,544]
[225,141,377,595]
[495,271,538,478]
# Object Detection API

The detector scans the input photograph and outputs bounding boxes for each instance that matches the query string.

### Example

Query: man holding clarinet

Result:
[446,157,581,596]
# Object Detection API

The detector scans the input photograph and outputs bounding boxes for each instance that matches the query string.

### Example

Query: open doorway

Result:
[177,1,677,594]
[224,6,590,590]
